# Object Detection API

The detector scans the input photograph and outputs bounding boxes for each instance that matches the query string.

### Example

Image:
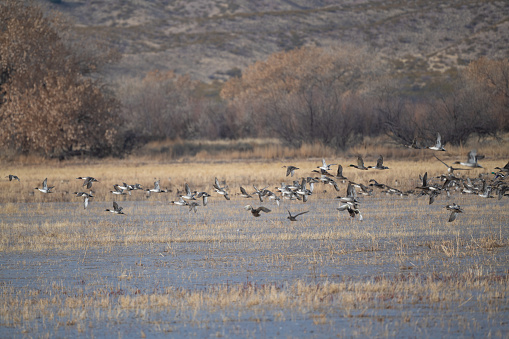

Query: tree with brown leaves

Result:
[0,0,121,158]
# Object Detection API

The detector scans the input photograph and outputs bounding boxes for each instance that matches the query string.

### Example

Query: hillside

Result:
[48,0,509,85]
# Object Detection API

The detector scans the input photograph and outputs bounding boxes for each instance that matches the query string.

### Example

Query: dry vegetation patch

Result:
[1,157,508,337]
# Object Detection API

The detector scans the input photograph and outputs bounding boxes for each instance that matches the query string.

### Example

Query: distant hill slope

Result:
[48,0,509,84]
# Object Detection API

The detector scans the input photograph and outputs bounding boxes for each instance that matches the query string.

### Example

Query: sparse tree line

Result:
[1,1,508,158]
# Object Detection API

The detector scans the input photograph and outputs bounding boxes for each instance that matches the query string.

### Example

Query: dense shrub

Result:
[0,0,122,158]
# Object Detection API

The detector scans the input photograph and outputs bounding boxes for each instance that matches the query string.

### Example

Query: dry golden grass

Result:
[1,139,508,337]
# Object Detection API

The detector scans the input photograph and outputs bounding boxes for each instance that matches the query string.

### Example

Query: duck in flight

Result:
[283,165,299,177]
[368,155,389,170]
[146,180,168,195]
[105,201,124,214]
[454,149,483,168]
[239,186,252,198]
[350,155,368,170]
[335,164,347,180]
[213,178,230,200]
[6,174,20,182]
[494,161,509,174]
[318,158,336,171]
[244,205,271,217]
[445,203,463,222]
[434,155,470,174]
[427,133,446,151]
[76,176,99,189]
[287,209,309,221]
[35,178,54,193]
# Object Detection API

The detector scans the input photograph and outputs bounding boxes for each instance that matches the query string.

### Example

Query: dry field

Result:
[1,153,508,337]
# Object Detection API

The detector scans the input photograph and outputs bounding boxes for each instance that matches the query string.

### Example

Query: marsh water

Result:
[1,194,508,338]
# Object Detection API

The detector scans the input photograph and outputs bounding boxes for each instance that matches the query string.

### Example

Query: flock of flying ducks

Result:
[5,142,509,223]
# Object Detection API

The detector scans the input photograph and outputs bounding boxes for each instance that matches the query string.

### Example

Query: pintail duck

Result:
[283,165,299,177]
[368,155,389,170]
[434,155,469,174]
[312,168,334,177]
[111,184,127,195]
[189,201,200,213]
[337,201,363,220]
[83,196,90,210]
[213,186,230,200]
[445,203,463,222]
[454,149,483,168]
[129,183,143,190]
[428,190,439,205]
[350,156,368,170]
[213,178,230,200]
[368,179,385,189]
[196,191,211,206]
[252,185,270,202]
[415,172,439,193]
[6,174,20,182]
[478,180,493,198]
[318,158,336,172]
[494,161,509,174]
[146,180,167,195]
[244,205,271,217]
[170,196,189,206]
[179,183,196,200]
[239,186,252,198]
[269,194,281,206]
[405,138,421,149]
[35,178,54,193]
[74,191,94,198]
[287,209,309,221]
[336,182,358,203]
[74,191,93,209]
[105,201,124,214]
[319,176,340,191]
[335,164,347,180]
[427,133,446,151]
[295,178,312,198]
[76,176,99,189]
[497,185,509,200]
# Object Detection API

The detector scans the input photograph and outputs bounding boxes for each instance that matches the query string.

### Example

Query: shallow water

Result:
[1,193,508,338]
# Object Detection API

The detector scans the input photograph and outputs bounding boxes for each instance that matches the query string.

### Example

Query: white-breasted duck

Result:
[350,155,368,170]
[427,133,446,151]
[35,178,54,193]
[105,201,124,214]
[454,149,483,168]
